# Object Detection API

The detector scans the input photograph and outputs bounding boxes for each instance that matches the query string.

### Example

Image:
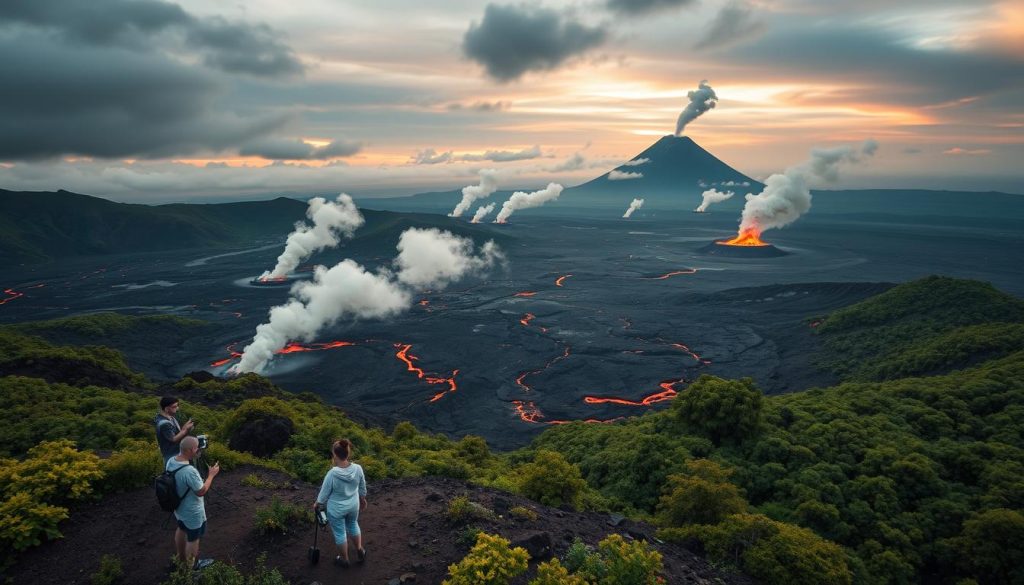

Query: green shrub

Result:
[97,441,163,493]
[517,450,587,509]
[0,492,69,552]
[219,397,296,444]
[160,555,287,585]
[443,532,529,585]
[509,506,538,522]
[456,525,483,548]
[671,375,763,444]
[656,459,747,526]
[529,558,587,585]
[254,497,309,536]
[660,513,851,585]
[0,439,104,502]
[954,508,1024,584]
[241,474,278,489]
[447,495,495,524]
[595,533,663,585]
[456,435,491,466]
[91,554,124,585]
[245,553,289,585]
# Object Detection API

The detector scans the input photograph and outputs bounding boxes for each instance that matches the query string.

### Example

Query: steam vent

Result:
[249,275,301,286]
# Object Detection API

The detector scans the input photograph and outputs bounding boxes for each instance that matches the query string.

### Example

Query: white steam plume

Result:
[260,194,364,280]
[494,183,563,223]
[471,202,496,223]
[736,140,877,237]
[622,198,645,218]
[675,80,718,136]
[450,169,499,218]
[695,188,734,212]
[231,228,503,374]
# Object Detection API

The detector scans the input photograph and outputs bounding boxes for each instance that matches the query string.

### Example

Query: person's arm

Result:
[195,462,219,496]
[313,471,333,509]
[172,419,194,443]
[358,466,367,508]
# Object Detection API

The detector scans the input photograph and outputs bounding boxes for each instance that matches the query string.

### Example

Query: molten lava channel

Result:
[718,228,769,247]
[209,340,355,367]
[393,343,459,403]
[514,291,537,297]
[1,288,25,306]
[650,268,698,280]
[555,274,572,287]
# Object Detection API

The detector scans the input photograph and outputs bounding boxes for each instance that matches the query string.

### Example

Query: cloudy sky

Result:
[1,0,1021,201]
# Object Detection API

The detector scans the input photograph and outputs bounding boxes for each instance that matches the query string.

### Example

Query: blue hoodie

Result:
[316,463,366,514]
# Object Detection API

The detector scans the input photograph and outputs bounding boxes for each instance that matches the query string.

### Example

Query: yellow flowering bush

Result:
[443,532,529,585]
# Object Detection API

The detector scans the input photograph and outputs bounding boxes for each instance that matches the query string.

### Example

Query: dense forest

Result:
[1,276,1022,584]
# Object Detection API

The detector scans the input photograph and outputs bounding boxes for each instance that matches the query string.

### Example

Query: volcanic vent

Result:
[697,228,789,257]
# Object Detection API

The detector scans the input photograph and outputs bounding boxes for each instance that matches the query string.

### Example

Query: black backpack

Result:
[155,464,191,512]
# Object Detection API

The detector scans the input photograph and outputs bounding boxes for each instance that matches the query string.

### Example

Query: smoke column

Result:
[734,140,877,239]
[232,228,502,374]
[675,80,718,136]
[622,198,645,218]
[471,202,496,223]
[260,194,364,280]
[450,169,499,218]
[494,183,563,223]
[695,189,734,212]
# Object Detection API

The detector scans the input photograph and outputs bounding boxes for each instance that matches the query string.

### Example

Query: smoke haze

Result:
[260,193,364,280]
[695,188,734,212]
[623,198,645,218]
[450,169,499,218]
[233,228,502,374]
[494,183,563,223]
[675,80,718,136]
[736,140,877,236]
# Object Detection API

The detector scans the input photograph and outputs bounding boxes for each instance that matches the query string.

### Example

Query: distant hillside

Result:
[0,190,509,266]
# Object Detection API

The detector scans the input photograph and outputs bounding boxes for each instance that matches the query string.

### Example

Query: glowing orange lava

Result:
[584,379,685,406]
[651,268,698,280]
[515,345,571,392]
[1,288,25,305]
[719,228,768,247]
[394,343,459,402]
[419,299,430,306]
[210,340,354,366]
[520,313,536,326]
[555,274,572,287]
[514,291,537,297]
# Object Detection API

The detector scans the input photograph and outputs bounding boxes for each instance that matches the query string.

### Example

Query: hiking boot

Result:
[334,556,350,568]
[357,548,366,564]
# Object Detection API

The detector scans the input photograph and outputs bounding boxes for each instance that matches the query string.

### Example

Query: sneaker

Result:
[193,558,215,571]
[334,556,350,568]
[357,548,366,564]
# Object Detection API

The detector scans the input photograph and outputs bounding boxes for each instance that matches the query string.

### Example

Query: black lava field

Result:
[3,210,1022,448]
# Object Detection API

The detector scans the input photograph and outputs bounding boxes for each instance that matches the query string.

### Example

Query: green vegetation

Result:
[539,535,664,584]
[442,532,529,585]
[2,275,1023,584]
[162,554,288,585]
[447,495,496,524]
[90,554,124,585]
[253,496,310,535]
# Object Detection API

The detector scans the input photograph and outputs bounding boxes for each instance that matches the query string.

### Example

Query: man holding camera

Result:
[155,396,195,463]
[167,435,220,570]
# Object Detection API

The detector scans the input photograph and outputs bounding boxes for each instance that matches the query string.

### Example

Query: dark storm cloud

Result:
[0,32,287,161]
[238,138,362,161]
[694,0,766,51]
[605,0,696,17]
[462,4,608,82]
[727,26,1024,107]
[0,0,303,78]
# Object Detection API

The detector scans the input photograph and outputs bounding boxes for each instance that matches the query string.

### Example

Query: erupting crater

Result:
[698,228,789,257]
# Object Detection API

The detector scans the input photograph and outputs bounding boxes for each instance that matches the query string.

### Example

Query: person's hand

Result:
[184,419,195,431]
[360,497,367,509]
[312,502,319,511]
[208,462,220,477]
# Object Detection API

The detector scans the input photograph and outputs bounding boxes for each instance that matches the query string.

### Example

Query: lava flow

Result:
[515,345,571,392]
[210,340,355,367]
[583,379,685,406]
[555,274,572,287]
[393,343,460,403]
[718,228,768,247]
[1,288,25,306]
[512,399,622,425]
[514,291,537,297]
[650,268,698,280]
[520,313,536,326]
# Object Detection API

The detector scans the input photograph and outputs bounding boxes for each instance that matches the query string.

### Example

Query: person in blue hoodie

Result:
[314,438,367,567]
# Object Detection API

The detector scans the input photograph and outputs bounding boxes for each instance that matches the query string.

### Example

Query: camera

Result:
[196,434,209,450]
[315,505,328,527]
